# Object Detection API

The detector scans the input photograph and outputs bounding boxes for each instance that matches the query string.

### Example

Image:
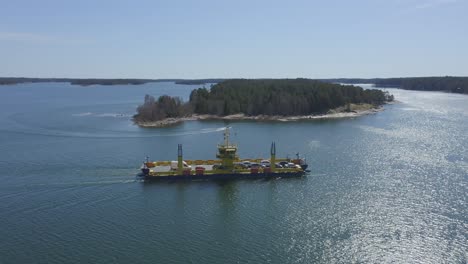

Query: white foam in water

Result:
[400,107,420,111]
[168,127,228,137]
[95,113,132,118]
[72,112,93,116]
[73,112,131,118]
[2,125,230,139]
[201,127,226,132]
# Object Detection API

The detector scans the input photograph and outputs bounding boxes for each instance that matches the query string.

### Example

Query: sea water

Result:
[0,82,466,263]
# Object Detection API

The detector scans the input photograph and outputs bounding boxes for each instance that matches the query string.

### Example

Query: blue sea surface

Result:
[0,82,466,263]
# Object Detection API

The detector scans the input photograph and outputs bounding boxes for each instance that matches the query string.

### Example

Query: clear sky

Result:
[1,0,467,79]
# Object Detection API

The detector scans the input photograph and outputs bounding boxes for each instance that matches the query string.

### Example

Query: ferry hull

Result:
[142,171,305,181]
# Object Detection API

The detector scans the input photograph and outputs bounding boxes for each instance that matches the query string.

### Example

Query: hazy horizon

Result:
[2,75,468,80]
[1,0,467,78]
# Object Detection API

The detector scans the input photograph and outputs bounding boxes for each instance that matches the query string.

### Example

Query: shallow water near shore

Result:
[0,82,466,263]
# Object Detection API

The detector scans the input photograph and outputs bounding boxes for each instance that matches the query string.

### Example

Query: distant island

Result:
[1,76,466,93]
[2,76,467,94]
[373,77,468,94]
[320,76,468,94]
[133,79,394,127]
[0,77,222,86]
[174,79,225,85]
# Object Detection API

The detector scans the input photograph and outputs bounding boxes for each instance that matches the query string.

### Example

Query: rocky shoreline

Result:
[134,104,385,128]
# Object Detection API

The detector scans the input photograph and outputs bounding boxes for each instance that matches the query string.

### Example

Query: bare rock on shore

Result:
[134,103,384,127]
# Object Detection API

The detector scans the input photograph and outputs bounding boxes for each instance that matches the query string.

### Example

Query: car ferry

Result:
[140,127,308,181]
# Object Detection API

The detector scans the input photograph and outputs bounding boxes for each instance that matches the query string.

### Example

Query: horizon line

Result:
[1,75,467,80]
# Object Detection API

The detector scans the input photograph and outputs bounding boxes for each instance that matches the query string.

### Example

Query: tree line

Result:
[133,79,394,122]
[0,77,214,86]
[3,76,466,94]
[319,76,468,94]
[373,77,468,94]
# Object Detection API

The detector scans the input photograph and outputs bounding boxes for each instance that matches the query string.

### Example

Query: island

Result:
[133,79,394,127]
[372,76,468,94]
[2,76,466,94]
[0,77,180,86]
[0,77,224,86]
[320,76,468,94]
[174,79,225,85]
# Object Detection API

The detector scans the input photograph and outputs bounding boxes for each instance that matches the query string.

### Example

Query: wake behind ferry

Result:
[140,127,308,181]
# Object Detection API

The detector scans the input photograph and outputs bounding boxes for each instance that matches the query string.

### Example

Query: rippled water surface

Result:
[0,83,466,263]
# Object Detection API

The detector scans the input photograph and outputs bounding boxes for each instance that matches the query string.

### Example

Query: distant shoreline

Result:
[134,104,385,128]
[0,78,221,86]
[1,77,467,94]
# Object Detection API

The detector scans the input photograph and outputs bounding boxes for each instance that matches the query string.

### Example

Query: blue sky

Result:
[1,0,467,78]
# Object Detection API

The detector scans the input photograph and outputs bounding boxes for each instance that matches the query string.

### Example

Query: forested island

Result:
[133,79,394,127]
[0,77,178,86]
[373,77,468,94]
[174,79,225,85]
[321,76,468,94]
[0,77,223,86]
[2,76,466,94]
